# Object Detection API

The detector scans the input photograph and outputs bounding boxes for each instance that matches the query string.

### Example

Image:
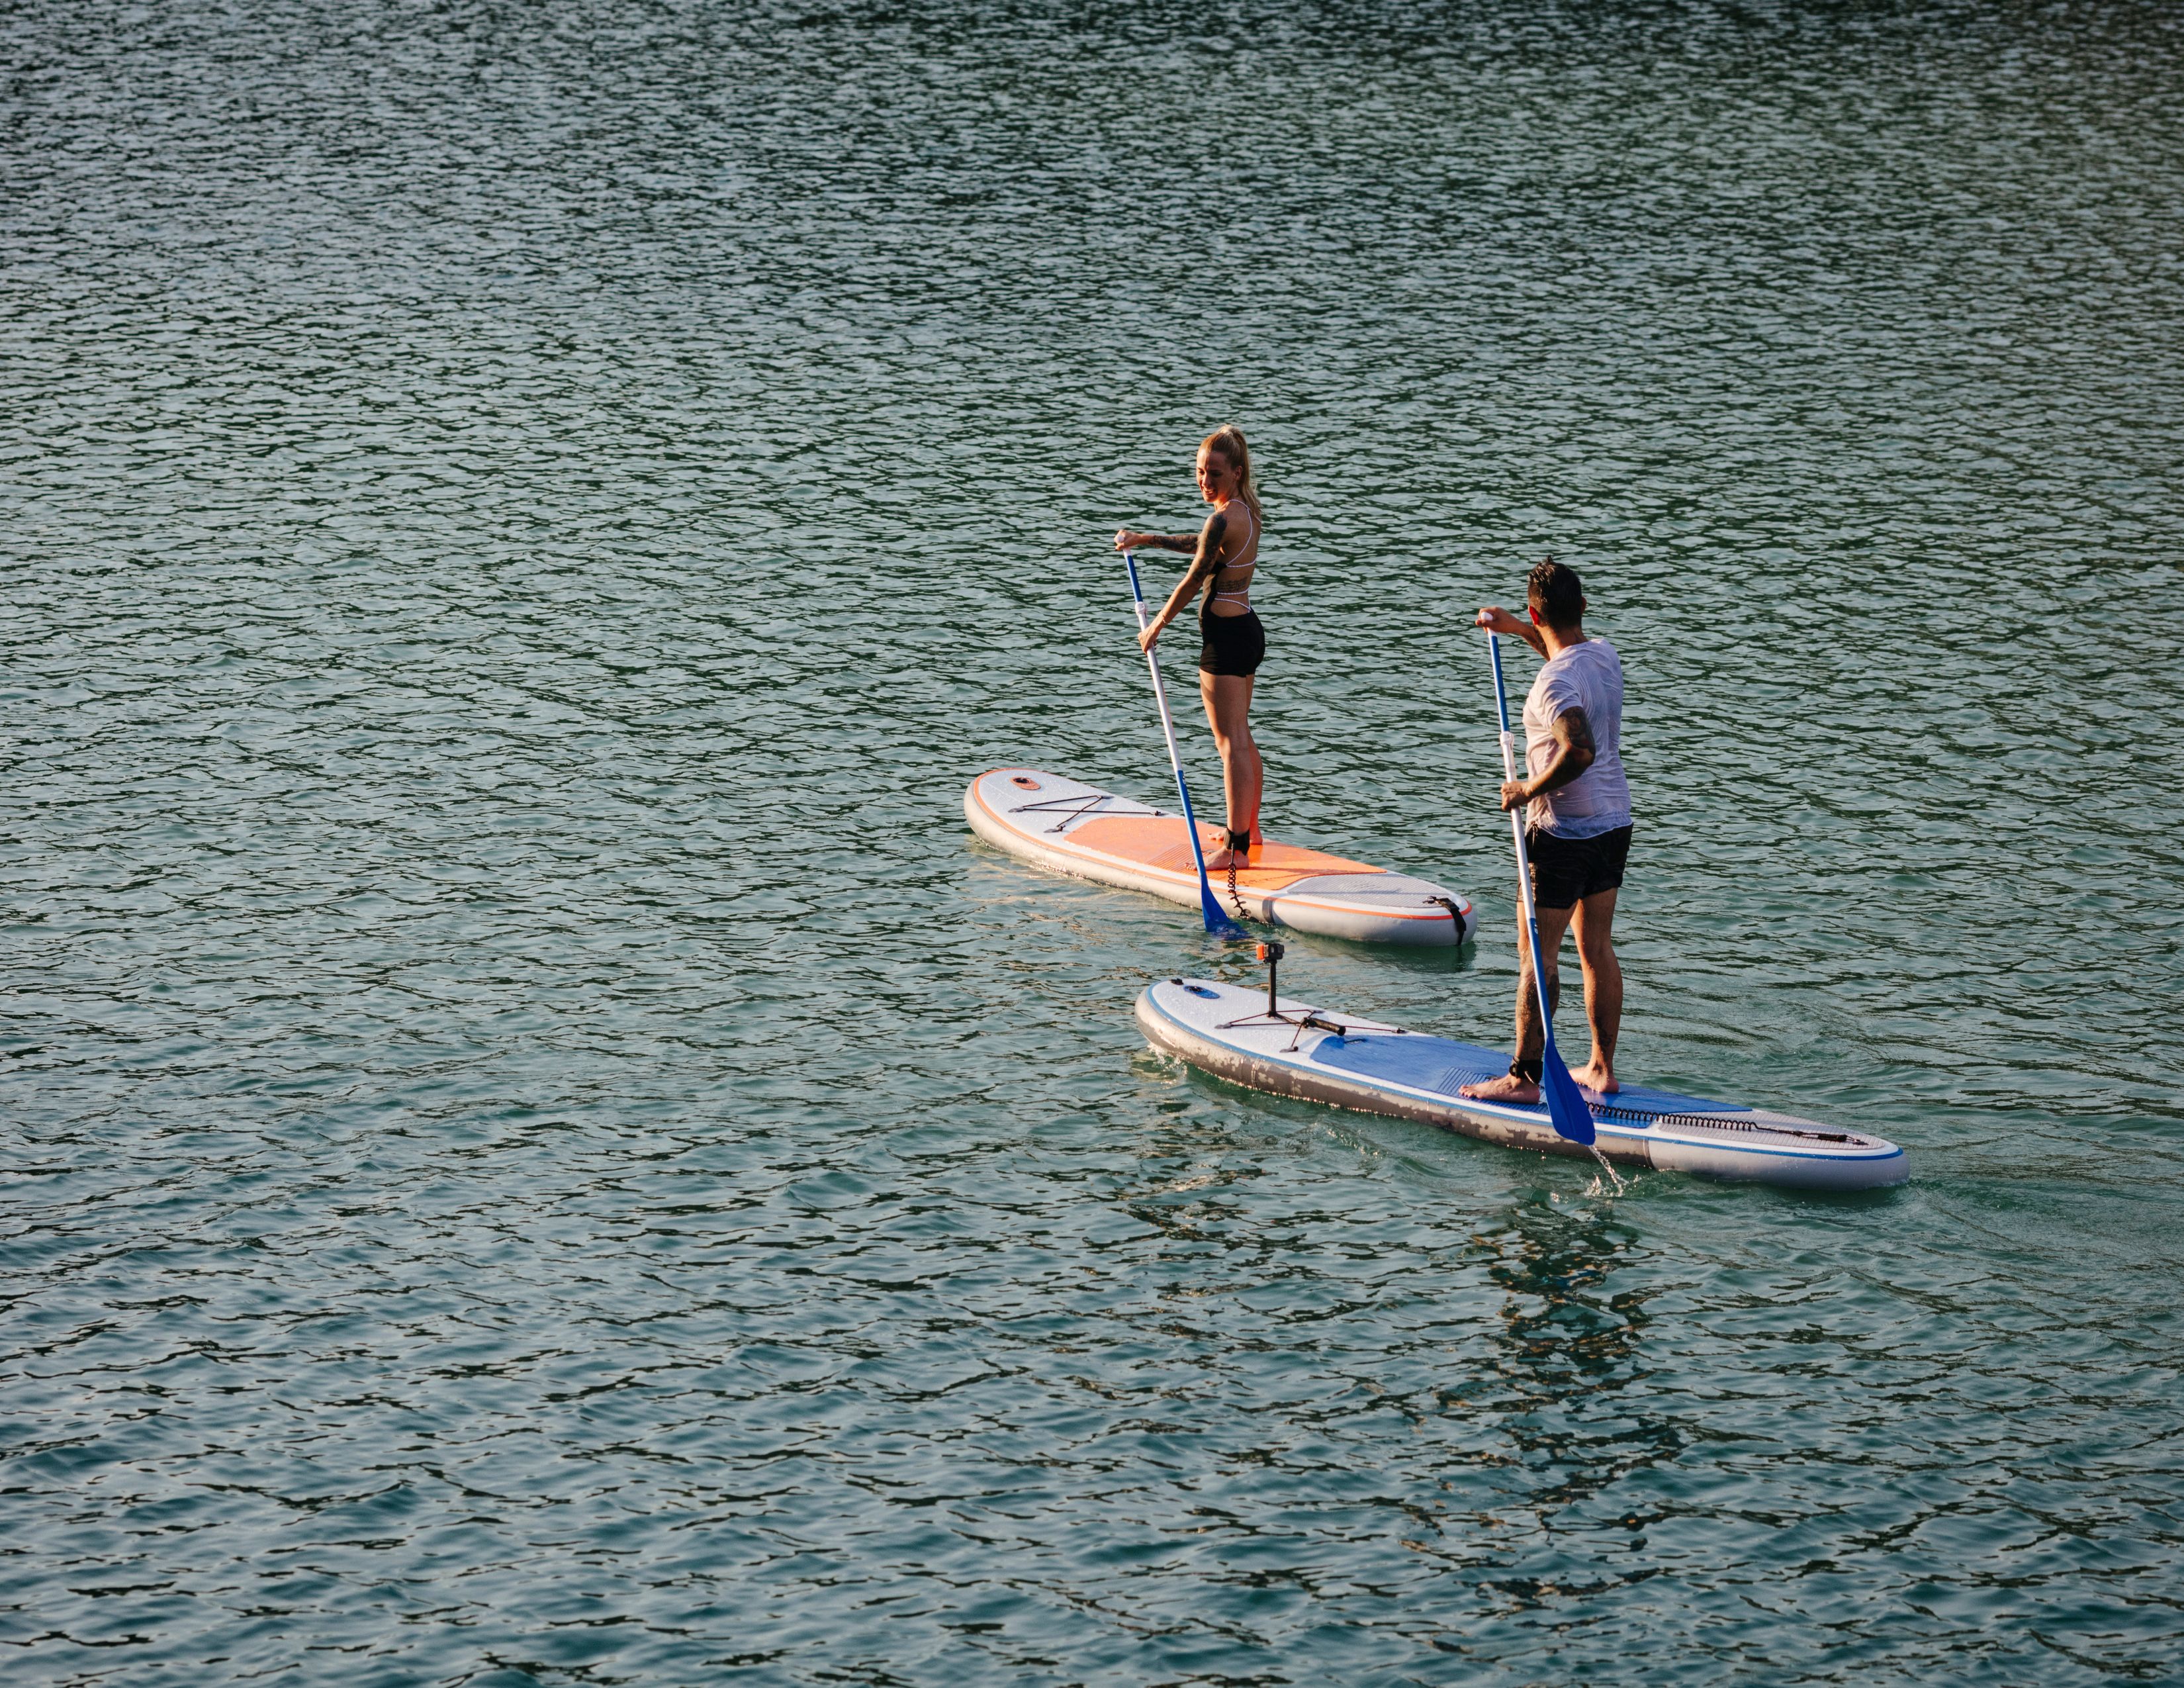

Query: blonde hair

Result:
[1200,425,1263,524]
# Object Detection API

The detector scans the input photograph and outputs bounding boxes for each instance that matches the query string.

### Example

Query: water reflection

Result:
[1473,1196,1680,1523]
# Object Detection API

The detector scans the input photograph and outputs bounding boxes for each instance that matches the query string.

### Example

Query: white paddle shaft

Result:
[1489,639,1560,1040]
[1131,583,1193,808]
[1124,551,1229,923]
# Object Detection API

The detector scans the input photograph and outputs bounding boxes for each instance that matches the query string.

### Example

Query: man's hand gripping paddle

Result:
[1126,551,1245,937]
[1485,632,1596,1146]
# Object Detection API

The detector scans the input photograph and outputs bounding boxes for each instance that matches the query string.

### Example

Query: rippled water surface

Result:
[6,1,2183,1682]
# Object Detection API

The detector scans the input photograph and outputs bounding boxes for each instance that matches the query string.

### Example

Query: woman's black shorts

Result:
[1199,609,1266,678]
[1526,823,1633,910]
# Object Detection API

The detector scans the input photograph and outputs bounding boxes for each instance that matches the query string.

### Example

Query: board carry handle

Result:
[1126,550,1244,937]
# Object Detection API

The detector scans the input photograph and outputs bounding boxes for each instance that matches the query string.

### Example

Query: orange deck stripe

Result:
[1061,815,1381,892]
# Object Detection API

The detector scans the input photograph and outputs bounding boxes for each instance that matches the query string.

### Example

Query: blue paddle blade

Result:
[1200,884,1246,937]
[1539,1037,1597,1146]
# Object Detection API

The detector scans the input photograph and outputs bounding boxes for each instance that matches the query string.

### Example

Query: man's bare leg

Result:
[1570,886,1621,1095]
[1460,900,1578,1102]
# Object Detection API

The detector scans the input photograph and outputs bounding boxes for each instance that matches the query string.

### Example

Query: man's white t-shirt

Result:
[1523,637,1631,839]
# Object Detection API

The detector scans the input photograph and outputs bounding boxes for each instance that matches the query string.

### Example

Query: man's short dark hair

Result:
[1527,558,1584,630]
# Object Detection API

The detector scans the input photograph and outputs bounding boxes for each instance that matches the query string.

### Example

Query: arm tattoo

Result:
[1531,706,1597,795]
[1187,513,1228,585]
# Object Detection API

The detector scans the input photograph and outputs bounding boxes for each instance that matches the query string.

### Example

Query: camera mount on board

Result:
[1214,939,1402,1051]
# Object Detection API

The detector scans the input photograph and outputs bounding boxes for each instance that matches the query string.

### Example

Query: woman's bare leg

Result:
[1199,671,1261,863]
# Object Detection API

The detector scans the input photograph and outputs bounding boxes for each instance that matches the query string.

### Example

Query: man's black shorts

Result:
[1527,823,1632,910]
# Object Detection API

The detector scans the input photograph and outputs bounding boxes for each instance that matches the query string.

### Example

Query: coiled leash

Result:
[1225,827,1252,922]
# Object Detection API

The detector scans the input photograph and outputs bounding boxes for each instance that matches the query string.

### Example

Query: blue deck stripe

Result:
[1308,1031,1751,1119]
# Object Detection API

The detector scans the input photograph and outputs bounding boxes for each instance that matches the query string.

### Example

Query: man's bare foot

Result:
[1459,1073,1541,1103]
[1573,1061,1619,1097]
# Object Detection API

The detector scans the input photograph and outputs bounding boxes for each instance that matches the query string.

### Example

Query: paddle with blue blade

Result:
[1484,631,1596,1145]
[1126,551,1244,937]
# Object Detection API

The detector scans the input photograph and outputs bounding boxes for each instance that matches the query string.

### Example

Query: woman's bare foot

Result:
[1573,1060,1619,1097]
[1459,1073,1541,1103]
[1205,829,1252,871]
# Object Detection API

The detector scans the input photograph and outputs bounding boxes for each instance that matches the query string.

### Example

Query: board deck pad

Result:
[1063,816,1379,892]
[1310,1033,1752,1124]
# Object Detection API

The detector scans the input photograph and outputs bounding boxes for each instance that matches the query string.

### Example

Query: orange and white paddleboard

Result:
[965,768,1475,947]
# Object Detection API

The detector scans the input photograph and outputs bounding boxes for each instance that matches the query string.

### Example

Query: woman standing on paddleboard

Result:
[1115,426,1265,869]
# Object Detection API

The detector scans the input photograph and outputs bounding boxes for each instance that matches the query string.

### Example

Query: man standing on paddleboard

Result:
[1460,560,1632,1102]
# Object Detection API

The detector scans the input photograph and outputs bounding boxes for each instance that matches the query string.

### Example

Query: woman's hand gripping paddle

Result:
[1485,632,1596,1146]
[1126,551,1245,937]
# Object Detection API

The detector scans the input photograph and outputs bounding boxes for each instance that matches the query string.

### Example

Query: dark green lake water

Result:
[5,1,2181,1682]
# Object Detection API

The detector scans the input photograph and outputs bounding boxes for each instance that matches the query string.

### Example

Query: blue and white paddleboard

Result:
[1136,976,1907,1191]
